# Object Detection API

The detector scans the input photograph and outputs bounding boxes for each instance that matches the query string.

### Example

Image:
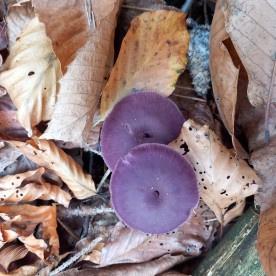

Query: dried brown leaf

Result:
[40,0,121,147]
[222,0,276,139]
[100,201,217,267]
[57,254,189,276]
[0,143,21,174]
[209,0,247,158]
[8,139,96,199]
[0,16,62,135]
[6,0,34,47]
[100,10,189,120]
[257,203,276,276]
[32,0,90,73]
[0,204,58,259]
[0,244,28,272]
[170,119,260,225]
[0,167,71,207]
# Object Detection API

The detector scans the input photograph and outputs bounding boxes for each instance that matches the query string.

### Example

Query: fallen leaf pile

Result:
[0,0,274,274]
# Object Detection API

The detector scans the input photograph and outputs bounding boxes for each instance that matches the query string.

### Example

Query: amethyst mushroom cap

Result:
[110,143,199,234]
[100,92,184,171]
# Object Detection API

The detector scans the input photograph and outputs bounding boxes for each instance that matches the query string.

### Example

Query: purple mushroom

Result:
[110,143,199,234]
[101,92,184,170]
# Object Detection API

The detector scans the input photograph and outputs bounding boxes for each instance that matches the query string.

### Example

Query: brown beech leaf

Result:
[32,0,90,73]
[257,203,276,276]
[0,143,22,174]
[6,0,34,47]
[100,10,189,120]
[8,139,96,199]
[221,1,276,114]
[170,119,260,225]
[0,244,28,272]
[0,16,62,135]
[0,95,28,141]
[40,0,121,147]
[100,201,217,267]
[0,167,71,207]
[0,204,58,259]
[209,0,247,158]
[58,254,188,276]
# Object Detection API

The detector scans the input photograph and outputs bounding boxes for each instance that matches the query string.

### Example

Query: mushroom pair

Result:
[101,92,199,234]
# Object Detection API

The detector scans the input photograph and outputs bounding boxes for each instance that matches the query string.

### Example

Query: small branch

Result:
[181,0,194,13]
[68,206,115,217]
[50,237,102,275]
[172,92,207,102]
[175,84,195,91]
[96,168,111,193]
[264,61,276,142]
[57,218,79,241]
[122,5,156,12]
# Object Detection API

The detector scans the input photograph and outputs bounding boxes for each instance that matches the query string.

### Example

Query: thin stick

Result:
[96,168,111,193]
[57,218,79,241]
[175,84,195,91]
[122,5,156,12]
[50,237,102,275]
[172,93,207,102]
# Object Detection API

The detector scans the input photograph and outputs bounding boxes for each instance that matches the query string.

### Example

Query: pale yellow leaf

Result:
[0,17,62,135]
[8,139,96,199]
[0,167,71,207]
[40,0,121,147]
[0,244,28,272]
[170,119,260,225]
[100,10,189,120]
[6,0,34,47]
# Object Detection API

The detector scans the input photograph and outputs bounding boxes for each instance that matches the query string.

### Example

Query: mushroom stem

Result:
[97,168,111,193]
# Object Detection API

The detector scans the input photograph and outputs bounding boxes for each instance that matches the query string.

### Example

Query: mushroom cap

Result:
[110,143,199,234]
[100,92,184,171]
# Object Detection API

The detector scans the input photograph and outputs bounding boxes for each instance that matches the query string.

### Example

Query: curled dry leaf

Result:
[0,167,71,207]
[40,0,121,147]
[0,204,58,260]
[0,244,28,272]
[6,0,34,47]
[221,1,276,137]
[8,139,96,199]
[100,201,217,267]
[170,119,260,225]
[209,0,247,158]
[56,254,188,276]
[100,10,189,120]
[257,203,276,276]
[0,16,62,135]
[0,143,22,174]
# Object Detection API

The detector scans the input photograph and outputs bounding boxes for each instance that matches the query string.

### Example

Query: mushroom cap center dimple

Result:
[153,190,160,198]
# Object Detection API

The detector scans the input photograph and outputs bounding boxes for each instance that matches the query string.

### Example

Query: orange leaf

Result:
[100,10,189,120]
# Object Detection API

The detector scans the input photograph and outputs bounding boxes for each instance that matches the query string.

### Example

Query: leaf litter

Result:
[0,0,274,274]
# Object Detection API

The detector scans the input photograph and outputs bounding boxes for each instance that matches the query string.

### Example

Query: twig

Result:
[172,92,207,102]
[96,168,111,193]
[264,61,276,142]
[122,5,156,12]
[57,218,79,241]
[50,237,102,275]
[181,0,194,13]
[204,0,209,25]
[175,84,195,91]
[67,206,115,217]
[204,218,218,222]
